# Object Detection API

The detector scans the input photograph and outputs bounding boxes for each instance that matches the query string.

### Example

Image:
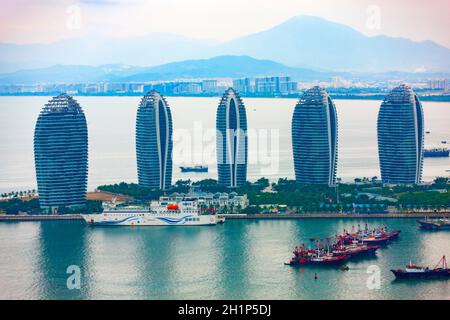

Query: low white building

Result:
[160,191,249,213]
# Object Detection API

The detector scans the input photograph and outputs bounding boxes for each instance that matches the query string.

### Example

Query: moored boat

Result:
[418,217,450,230]
[82,199,222,226]
[333,243,380,258]
[391,256,450,279]
[361,234,390,245]
[180,165,208,173]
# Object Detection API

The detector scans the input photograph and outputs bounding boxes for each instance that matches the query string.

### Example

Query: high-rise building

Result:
[377,84,424,184]
[254,76,297,95]
[216,88,248,187]
[202,80,218,93]
[292,86,338,186]
[136,90,173,190]
[232,78,252,94]
[34,94,88,212]
[427,79,447,90]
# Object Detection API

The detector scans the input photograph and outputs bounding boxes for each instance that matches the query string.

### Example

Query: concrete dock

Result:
[0,214,83,221]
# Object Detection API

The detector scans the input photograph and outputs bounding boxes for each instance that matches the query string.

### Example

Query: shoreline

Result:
[1,212,449,221]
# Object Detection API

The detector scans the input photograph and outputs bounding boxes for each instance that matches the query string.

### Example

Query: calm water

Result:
[0,219,449,300]
[0,96,449,193]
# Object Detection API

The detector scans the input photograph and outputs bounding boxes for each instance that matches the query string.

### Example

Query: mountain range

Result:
[213,16,450,72]
[1,15,449,80]
[0,56,333,84]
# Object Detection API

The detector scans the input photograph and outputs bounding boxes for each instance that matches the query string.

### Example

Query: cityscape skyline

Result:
[29,84,432,210]
[1,0,449,304]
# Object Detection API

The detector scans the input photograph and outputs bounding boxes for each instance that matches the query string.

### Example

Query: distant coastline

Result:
[1,92,450,102]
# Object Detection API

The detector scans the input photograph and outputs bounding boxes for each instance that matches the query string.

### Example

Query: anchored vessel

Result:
[423,148,449,158]
[82,200,223,226]
[286,225,398,266]
[418,217,450,230]
[391,256,450,279]
[180,165,208,173]
[338,225,401,245]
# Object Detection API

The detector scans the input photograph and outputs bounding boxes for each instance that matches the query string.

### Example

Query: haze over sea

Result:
[0,96,449,193]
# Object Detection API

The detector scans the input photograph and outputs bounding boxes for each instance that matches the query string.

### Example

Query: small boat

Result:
[391,256,450,279]
[418,217,450,230]
[180,165,208,173]
[286,245,348,266]
[423,148,449,158]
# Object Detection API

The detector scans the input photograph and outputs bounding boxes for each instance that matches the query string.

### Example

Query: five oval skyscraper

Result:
[136,90,173,190]
[377,84,424,184]
[292,86,338,186]
[216,88,248,187]
[34,94,88,212]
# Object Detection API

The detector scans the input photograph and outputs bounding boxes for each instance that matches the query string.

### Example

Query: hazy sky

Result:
[0,0,449,48]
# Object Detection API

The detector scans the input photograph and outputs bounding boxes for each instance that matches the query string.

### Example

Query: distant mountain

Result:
[0,33,215,73]
[0,64,145,84]
[1,15,450,74]
[116,55,327,82]
[0,55,333,84]
[2,55,449,85]
[215,15,450,72]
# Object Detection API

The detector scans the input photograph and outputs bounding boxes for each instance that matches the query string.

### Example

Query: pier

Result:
[0,214,82,221]
[221,212,450,219]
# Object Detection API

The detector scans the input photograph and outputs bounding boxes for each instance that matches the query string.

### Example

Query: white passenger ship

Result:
[82,200,224,226]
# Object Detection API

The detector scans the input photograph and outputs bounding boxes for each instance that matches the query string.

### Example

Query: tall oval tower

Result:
[216,88,248,187]
[34,94,88,212]
[136,90,173,190]
[292,86,338,186]
[377,84,424,184]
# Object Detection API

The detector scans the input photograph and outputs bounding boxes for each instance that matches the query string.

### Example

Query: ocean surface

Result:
[0,96,449,193]
[0,218,449,300]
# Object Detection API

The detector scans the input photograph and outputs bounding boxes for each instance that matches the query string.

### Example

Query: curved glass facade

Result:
[216,88,248,187]
[34,94,88,211]
[377,84,424,184]
[292,86,338,186]
[136,90,173,190]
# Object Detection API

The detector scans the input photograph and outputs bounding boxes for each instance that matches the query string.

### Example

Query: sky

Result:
[0,0,449,48]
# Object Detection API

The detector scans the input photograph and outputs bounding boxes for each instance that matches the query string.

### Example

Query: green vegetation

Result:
[0,198,103,215]
[0,198,40,214]
[54,201,103,214]
[4,177,447,215]
[97,182,164,200]
[95,177,449,213]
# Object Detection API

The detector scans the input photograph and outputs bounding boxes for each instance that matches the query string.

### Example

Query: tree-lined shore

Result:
[1,177,449,215]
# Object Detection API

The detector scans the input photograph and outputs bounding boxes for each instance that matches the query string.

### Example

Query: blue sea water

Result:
[0,219,449,300]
